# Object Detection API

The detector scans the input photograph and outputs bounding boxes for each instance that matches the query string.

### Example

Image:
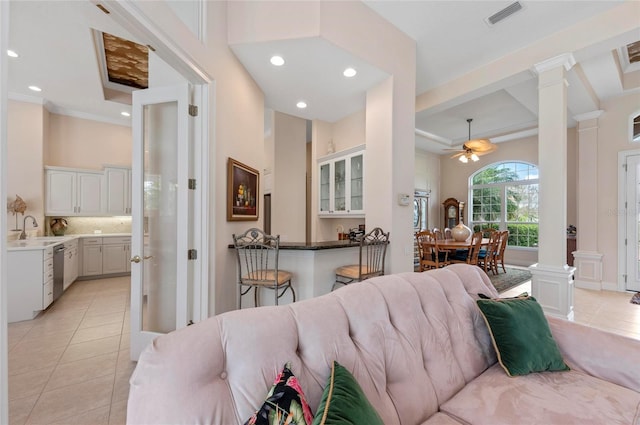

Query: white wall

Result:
[597,91,640,286]
[47,114,131,170]
[272,111,306,242]
[7,100,45,235]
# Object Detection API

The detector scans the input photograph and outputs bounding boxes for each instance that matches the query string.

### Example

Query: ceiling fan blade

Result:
[450,152,465,159]
[464,139,497,153]
[473,144,498,156]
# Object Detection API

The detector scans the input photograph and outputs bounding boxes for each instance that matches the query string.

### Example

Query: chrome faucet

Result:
[19,215,38,240]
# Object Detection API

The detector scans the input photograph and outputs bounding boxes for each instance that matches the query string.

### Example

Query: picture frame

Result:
[227,157,259,221]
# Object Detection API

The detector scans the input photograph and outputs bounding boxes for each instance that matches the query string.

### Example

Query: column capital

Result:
[573,110,604,122]
[533,53,576,74]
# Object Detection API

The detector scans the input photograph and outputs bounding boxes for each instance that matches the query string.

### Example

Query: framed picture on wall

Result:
[227,157,259,221]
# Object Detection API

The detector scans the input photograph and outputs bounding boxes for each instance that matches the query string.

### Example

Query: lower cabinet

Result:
[7,247,54,323]
[81,236,131,278]
[82,238,104,276]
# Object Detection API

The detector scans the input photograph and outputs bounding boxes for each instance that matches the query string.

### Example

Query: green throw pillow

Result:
[312,361,384,425]
[476,295,570,377]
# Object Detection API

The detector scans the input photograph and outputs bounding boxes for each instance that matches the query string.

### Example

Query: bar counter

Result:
[229,239,362,307]
[279,240,361,250]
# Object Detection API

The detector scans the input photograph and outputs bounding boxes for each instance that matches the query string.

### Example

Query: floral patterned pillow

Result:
[245,362,313,425]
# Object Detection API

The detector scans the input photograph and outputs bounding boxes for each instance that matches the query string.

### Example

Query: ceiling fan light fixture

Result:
[459,155,468,163]
[471,153,479,162]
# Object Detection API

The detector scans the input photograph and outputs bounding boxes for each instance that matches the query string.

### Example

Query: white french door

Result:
[625,154,640,292]
[130,84,194,360]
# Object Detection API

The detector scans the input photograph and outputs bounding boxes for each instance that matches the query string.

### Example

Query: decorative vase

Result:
[452,221,472,241]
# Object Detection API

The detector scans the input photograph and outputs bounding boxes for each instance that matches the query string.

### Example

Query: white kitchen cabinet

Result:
[45,167,104,216]
[63,239,79,291]
[105,167,132,215]
[82,238,104,276]
[81,236,131,277]
[7,247,54,323]
[318,147,365,217]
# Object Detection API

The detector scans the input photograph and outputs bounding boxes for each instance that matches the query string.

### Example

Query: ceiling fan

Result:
[448,119,497,163]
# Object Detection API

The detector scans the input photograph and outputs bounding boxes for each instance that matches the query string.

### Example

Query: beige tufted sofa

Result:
[127,264,640,424]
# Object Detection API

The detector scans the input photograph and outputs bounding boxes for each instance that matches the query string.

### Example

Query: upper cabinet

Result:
[318,147,365,218]
[105,167,132,215]
[45,165,132,217]
[45,167,104,216]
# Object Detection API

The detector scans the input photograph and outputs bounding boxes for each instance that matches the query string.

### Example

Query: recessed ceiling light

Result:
[28,86,42,92]
[343,67,357,77]
[7,50,18,58]
[121,111,131,117]
[270,56,285,66]
[296,101,307,109]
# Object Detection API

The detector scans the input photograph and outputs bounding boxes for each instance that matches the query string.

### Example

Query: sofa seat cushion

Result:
[440,363,640,425]
[420,412,466,425]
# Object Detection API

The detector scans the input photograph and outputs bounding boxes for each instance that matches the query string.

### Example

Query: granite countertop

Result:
[7,233,131,251]
[228,240,361,251]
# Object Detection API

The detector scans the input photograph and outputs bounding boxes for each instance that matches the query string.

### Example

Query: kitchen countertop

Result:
[7,233,131,251]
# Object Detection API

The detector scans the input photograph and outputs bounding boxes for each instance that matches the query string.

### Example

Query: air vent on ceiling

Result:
[485,1,523,26]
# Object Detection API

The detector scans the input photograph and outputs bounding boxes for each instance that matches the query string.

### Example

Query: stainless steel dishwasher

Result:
[53,244,65,302]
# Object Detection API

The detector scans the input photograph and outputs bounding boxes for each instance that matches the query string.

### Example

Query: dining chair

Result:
[433,228,445,240]
[333,227,390,290]
[479,230,501,275]
[232,228,295,308]
[450,231,483,265]
[444,228,452,240]
[416,230,449,271]
[480,227,498,238]
[493,230,509,274]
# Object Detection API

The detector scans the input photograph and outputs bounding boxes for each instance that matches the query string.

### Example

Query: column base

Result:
[528,263,576,321]
[572,250,603,291]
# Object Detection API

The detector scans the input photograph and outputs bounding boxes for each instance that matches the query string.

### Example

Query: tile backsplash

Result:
[45,216,132,236]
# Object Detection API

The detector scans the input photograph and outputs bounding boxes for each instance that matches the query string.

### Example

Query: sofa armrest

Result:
[547,316,640,392]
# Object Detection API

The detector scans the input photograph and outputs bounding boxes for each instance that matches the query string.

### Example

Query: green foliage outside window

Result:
[470,162,539,248]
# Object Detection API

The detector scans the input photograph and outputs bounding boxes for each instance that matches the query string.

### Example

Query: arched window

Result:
[469,161,539,248]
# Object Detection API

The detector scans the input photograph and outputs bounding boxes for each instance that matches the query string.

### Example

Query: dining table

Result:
[423,238,490,250]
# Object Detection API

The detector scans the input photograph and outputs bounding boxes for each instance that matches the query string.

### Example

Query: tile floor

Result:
[7,276,133,425]
[502,280,640,340]
[6,272,640,424]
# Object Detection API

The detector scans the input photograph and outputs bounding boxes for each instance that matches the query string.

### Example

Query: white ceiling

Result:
[6,1,640,150]
[7,1,140,126]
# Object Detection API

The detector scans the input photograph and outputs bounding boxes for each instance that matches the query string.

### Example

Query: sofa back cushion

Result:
[127,264,499,425]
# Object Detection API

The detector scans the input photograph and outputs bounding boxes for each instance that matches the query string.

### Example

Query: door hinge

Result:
[625,238,628,246]
[623,163,628,171]
[188,249,197,260]
[624,274,628,283]
[188,104,198,117]
[188,179,197,190]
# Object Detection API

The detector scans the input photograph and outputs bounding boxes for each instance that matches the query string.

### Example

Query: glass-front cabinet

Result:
[318,147,365,217]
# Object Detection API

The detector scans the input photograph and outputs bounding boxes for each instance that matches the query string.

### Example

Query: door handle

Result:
[130,255,153,263]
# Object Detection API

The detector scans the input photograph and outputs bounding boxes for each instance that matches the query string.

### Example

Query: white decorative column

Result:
[530,53,576,320]
[573,111,604,290]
